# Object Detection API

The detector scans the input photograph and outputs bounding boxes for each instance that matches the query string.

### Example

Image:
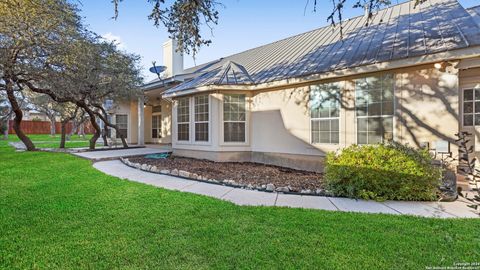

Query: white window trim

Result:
[309,83,342,145]
[354,74,396,145]
[461,87,480,127]
[176,97,190,143]
[193,95,211,145]
[220,93,249,146]
[151,113,162,140]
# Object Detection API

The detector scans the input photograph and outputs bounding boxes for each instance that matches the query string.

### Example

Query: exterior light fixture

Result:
[434,62,443,69]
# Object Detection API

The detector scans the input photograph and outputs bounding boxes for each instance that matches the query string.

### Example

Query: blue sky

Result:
[76,0,479,81]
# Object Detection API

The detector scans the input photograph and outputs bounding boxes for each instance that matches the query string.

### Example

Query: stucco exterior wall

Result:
[168,63,464,171]
[108,101,136,144]
[144,99,172,144]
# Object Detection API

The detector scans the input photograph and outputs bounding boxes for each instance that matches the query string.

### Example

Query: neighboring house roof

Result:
[164,0,480,97]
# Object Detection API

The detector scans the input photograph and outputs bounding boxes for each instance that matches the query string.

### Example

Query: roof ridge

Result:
[184,0,417,72]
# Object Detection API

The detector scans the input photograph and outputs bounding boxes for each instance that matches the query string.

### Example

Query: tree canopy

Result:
[0,0,143,150]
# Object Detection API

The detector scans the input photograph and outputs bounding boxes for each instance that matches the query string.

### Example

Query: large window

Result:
[310,83,340,144]
[152,115,162,139]
[115,114,128,139]
[194,95,209,141]
[355,74,394,144]
[223,94,246,142]
[463,88,480,126]
[177,98,190,141]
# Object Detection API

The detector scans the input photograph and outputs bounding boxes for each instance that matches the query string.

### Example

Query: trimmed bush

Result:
[324,142,441,201]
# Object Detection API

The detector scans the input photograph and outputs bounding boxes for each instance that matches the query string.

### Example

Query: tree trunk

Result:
[78,104,100,150]
[2,119,8,140]
[78,123,85,137]
[60,120,67,149]
[68,119,78,140]
[49,116,56,136]
[102,129,108,146]
[94,106,128,148]
[5,81,35,151]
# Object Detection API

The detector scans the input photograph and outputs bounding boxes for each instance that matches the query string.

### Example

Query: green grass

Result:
[8,134,94,148]
[0,139,479,269]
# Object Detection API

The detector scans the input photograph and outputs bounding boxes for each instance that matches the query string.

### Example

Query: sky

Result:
[76,0,480,82]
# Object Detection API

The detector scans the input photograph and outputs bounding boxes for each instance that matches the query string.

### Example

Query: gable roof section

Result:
[165,0,480,96]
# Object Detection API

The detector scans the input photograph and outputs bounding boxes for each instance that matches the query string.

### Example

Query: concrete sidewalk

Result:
[93,160,479,218]
[73,147,171,161]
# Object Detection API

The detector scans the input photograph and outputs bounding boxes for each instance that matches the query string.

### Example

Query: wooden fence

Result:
[8,120,94,135]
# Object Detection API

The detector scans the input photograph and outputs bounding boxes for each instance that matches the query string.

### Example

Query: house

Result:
[110,0,480,172]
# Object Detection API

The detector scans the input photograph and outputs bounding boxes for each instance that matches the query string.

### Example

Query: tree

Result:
[0,94,10,139]
[0,0,82,151]
[56,102,79,149]
[27,92,59,137]
[42,35,143,149]
[1,0,142,151]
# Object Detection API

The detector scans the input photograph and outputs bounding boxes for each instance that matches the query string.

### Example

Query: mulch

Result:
[127,156,324,192]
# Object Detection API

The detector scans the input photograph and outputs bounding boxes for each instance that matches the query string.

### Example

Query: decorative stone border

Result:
[120,157,330,196]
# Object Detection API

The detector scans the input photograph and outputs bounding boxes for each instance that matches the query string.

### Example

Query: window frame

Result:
[194,95,210,143]
[176,97,190,142]
[115,114,128,139]
[221,93,248,145]
[151,113,162,139]
[309,82,341,145]
[462,87,480,127]
[354,74,396,145]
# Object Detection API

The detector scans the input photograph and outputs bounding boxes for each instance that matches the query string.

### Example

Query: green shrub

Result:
[324,142,441,201]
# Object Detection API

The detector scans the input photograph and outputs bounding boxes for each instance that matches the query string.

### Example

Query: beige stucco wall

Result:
[109,101,136,144]
[168,63,466,171]
[114,98,172,145]
[144,99,172,144]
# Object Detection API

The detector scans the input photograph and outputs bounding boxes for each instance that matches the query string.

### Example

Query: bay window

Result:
[223,94,246,142]
[194,95,209,141]
[177,97,190,141]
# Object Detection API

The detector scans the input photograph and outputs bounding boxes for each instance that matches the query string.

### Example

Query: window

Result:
[355,74,394,144]
[223,94,246,142]
[194,95,209,141]
[310,83,340,144]
[463,88,480,126]
[152,105,162,113]
[177,97,190,141]
[115,114,128,139]
[152,115,162,139]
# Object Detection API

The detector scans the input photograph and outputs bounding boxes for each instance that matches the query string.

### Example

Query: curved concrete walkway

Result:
[93,160,479,218]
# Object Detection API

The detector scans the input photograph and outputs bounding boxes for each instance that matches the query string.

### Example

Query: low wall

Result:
[172,149,324,172]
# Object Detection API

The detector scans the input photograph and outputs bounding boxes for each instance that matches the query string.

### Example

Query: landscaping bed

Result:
[125,156,324,194]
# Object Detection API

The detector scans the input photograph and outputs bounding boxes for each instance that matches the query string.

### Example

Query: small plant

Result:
[324,142,442,201]
[455,131,480,213]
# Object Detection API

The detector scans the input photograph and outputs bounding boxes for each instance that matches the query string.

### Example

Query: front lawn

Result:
[0,139,479,269]
[8,134,94,148]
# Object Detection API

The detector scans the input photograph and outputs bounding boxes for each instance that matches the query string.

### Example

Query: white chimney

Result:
[162,39,184,78]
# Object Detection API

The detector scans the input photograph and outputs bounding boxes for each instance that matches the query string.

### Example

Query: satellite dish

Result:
[149,65,167,74]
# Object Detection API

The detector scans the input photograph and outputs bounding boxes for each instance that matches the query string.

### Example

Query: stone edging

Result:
[120,158,330,197]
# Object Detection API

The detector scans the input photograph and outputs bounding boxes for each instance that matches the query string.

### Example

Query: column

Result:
[138,96,145,146]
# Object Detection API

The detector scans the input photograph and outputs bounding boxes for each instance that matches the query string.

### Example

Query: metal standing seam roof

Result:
[164,0,480,96]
